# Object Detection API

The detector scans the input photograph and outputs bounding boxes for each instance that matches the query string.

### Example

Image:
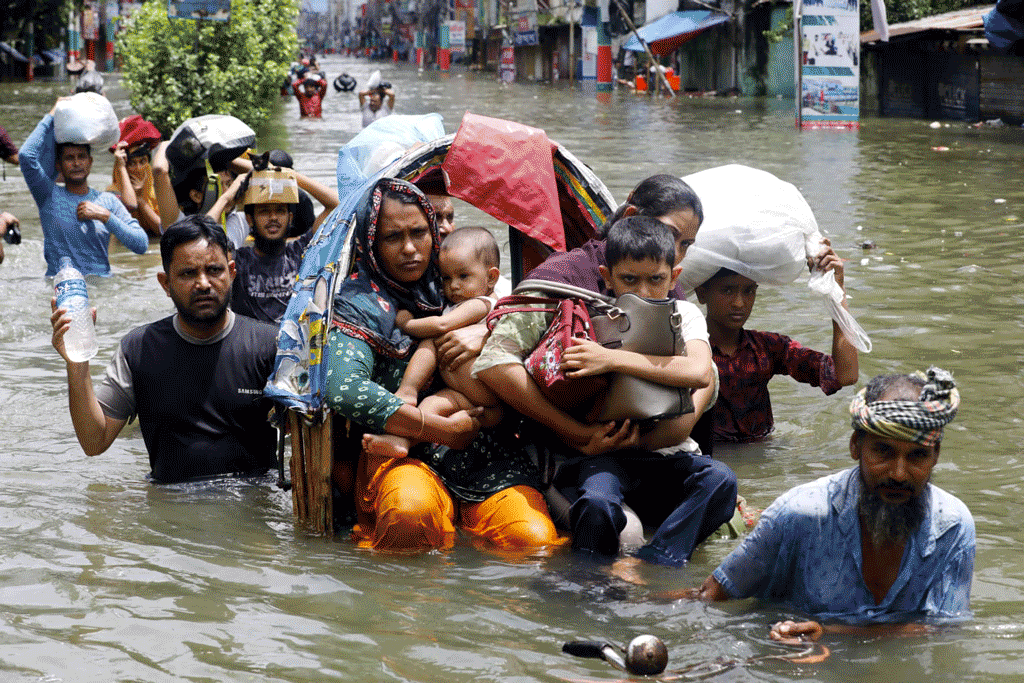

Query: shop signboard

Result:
[500,44,516,83]
[167,0,231,21]
[796,0,859,129]
[515,12,538,46]
[447,20,466,53]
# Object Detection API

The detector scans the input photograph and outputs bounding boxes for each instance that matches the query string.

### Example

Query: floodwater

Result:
[1,55,1023,682]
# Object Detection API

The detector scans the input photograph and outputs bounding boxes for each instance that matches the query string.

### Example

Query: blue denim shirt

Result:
[713,467,974,623]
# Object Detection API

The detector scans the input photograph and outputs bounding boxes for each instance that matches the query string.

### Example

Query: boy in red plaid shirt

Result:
[694,240,859,444]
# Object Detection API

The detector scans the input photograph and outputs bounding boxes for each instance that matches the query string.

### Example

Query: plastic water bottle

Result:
[53,257,98,362]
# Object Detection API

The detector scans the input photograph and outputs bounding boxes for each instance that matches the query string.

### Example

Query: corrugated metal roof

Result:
[861,4,994,43]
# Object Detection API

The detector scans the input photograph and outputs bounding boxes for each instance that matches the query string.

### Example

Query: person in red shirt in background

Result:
[292,70,327,118]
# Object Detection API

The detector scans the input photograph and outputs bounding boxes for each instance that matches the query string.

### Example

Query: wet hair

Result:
[267,149,293,168]
[56,142,91,161]
[863,373,926,404]
[604,216,676,269]
[127,146,151,162]
[440,226,499,269]
[160,214,230,273]
[174,166,211,215]
[600,174,703,237]
[700,267,741,286]
[382,187,424,207]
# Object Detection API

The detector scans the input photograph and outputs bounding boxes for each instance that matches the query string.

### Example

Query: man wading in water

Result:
[673,368,974,638]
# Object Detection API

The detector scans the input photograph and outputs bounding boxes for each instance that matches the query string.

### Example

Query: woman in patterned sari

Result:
[324,177,563,552]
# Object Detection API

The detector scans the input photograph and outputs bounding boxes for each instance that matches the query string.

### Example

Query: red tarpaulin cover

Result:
[110,114,162,152]
[441,112,566,252]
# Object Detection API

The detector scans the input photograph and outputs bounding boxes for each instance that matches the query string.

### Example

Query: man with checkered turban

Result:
[679,367,974,641]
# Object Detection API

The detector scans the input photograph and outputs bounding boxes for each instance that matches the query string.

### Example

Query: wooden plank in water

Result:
[289,411,307,522]
[312,412,334,534]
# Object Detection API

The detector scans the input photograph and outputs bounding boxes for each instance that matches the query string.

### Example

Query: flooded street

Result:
[2,55,1024,681]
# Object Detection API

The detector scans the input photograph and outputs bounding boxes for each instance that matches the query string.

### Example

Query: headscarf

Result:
[850,366,960,447]
[331,178,443,359]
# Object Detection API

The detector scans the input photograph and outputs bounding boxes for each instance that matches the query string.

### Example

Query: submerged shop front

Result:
[861,5,1024,122]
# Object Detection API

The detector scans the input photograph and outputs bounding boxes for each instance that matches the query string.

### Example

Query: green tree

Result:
[117,0,299,135]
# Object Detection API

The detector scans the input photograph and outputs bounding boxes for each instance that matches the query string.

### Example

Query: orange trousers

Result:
[351,451,566,552]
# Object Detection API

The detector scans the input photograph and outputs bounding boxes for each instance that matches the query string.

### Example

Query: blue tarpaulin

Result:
[985,0,1024,54]
[623,11,729,56]
[0,42,29,63]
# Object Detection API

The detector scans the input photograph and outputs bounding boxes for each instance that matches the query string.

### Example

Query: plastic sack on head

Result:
[53,92,120,150]
[165,114,255,175]
[680,164,871,352]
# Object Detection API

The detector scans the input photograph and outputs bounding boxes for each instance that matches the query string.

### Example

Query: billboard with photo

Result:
[798,0,859,129]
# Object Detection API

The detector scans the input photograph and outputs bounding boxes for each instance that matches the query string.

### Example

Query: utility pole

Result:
[568,0,574,85]
[26,0,35,81]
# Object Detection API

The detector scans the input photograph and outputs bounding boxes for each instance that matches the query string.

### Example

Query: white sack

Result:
[53,92,120,149]
[681,164,871,352]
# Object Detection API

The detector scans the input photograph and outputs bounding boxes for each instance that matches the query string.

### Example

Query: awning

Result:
[623,11,730,56]
[0,42,29,63]
[861,5,993,42]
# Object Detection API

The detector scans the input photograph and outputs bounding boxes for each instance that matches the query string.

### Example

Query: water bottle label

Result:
[55,279,89,309]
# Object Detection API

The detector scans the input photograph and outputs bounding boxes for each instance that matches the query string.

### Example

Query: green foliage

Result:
[117,0,299,135]
[1,0,69,51]
[763,8,793,44]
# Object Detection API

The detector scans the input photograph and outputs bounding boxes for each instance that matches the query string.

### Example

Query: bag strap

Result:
[486,294,561,330]
[514,279,620,316]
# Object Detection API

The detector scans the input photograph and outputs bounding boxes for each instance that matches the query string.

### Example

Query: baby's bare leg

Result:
[362,432,414,459]
[440,361,498,408]
[426,386,503,430]
[396,338,439,404]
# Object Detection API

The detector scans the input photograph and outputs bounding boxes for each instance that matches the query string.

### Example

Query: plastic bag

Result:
[680,164,871,352]
[678,164,820,292]
[165,114,255,174]
[808,269,872,352]
[53,92,119,149]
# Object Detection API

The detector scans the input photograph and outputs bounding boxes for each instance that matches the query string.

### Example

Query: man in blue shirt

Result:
[683,367,973,639]
[21,97,148,276]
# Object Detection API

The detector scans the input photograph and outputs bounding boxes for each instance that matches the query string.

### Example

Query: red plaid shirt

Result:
[711,329,841,443]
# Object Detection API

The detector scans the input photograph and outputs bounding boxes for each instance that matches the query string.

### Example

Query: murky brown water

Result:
[1,56,1023,682]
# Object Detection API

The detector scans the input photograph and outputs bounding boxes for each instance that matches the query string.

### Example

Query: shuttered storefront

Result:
[980,54,1024,121]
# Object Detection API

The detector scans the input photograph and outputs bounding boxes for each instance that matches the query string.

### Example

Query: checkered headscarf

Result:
[850,367,960,447]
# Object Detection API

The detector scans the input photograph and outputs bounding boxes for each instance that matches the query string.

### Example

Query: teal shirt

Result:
[324,330,406,430]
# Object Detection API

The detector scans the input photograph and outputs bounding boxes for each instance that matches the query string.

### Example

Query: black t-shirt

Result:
[99,314,279,483]
[231,230,313,323]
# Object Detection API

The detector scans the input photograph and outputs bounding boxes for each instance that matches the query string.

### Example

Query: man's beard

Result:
[173,290,230,329]
[253,230,285,256]
[858,469,927,547]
